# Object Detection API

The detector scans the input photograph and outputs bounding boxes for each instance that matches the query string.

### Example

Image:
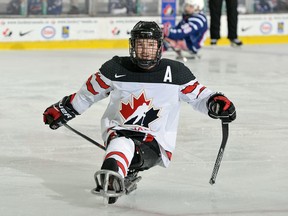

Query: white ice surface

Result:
[0,45,288,216]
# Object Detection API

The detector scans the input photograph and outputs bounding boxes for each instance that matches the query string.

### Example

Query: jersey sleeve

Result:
[179,79,215,114]
[71,71,112,114]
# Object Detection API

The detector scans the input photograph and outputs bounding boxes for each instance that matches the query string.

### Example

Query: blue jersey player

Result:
[163,0,207,59]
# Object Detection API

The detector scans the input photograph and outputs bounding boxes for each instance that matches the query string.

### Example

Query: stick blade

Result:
[209,178,215,185]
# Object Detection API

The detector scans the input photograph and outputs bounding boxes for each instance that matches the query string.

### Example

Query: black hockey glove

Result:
[207,93,236,122]
[43,95,79,130]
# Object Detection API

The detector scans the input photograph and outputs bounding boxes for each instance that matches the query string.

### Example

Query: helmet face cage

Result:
[129,21,163,69]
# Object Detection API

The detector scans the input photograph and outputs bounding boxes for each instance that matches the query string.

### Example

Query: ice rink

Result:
[1,44,288,216]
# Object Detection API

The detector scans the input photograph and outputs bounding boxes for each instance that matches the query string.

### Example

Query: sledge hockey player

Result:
[43,21,236,204]
[163,0,208,60]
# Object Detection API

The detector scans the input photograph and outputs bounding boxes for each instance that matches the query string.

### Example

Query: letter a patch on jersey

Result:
[163,66,172,83]
[120,92,160,128]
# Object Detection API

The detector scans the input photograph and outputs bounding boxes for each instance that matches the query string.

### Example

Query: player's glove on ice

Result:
[43,95,79,130]
[207,93,236,122]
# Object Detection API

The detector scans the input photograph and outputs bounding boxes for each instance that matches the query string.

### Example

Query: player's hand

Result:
[207,93,236,122]
[162,22,171,37]
[43,95,78,130]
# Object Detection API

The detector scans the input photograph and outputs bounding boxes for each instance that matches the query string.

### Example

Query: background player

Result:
[163,0,208,59]
[43,21,236,204]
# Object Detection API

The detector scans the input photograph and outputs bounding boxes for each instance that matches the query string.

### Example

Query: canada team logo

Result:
[2,28,12,37]
[120,92,160,128]
[112,27,120,35]
[163,4,174,16]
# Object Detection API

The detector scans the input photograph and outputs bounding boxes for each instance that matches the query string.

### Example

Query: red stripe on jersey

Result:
[117,160,127,176]
[86,75,98,95]
[165,151,172,160]
[196,86,206,98]
[181,82,199,94]
[96,72,110,89]
[105,151,129,166]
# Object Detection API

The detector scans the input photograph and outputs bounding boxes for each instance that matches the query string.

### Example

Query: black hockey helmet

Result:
[129,21,163,69]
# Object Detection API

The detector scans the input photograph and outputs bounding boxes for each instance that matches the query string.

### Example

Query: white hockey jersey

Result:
[71,56,214,167]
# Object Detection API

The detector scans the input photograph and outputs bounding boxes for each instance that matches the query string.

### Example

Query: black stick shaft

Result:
[63,124,106,151]
[46,115,105,150]
[209,121,229,185]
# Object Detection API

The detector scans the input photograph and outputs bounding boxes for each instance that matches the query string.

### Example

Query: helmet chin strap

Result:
[135,49,160,69]
[137,60,157,69]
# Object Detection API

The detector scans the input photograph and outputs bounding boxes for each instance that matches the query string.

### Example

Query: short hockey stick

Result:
[63,124,106,151]
[46,115,105,151]
[209,120,229,185]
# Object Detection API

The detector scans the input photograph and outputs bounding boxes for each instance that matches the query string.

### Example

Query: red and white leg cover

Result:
[104,137,135,178]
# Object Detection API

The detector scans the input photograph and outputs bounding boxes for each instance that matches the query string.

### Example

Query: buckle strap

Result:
[106,129,155,145]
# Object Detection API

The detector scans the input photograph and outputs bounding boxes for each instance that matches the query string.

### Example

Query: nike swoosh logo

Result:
[115,74,126,78]
[19,30,32,36]
[241,26,252,32]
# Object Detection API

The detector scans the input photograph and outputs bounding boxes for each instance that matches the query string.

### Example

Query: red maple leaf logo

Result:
[119,92,160,128]
[120,93,151,120]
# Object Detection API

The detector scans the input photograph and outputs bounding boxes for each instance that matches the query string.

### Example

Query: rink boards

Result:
[0,14,288,50]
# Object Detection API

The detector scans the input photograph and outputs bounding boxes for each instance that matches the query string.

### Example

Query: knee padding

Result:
[129,140,161,171]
